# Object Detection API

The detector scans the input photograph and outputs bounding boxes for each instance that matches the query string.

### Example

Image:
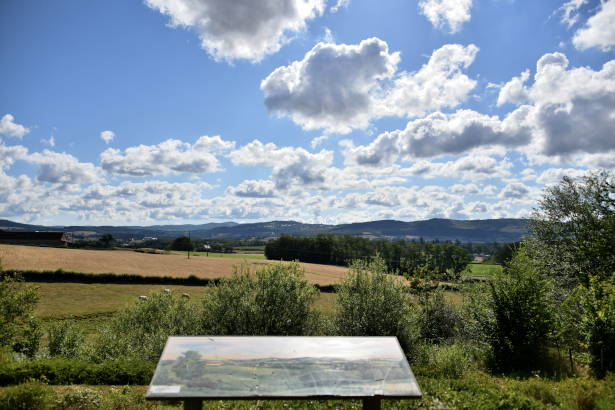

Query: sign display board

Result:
[146,336,422,403]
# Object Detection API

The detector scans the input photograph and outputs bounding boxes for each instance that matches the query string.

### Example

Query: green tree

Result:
[526,170,615,288]
[99,234,114,247]
[168,235,195,252]
[0,271,42,357]
[175,350,206,381]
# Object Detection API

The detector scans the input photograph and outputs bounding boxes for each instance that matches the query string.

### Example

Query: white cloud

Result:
[27,150,102,188]
[262,40,477,134]
[101,131,115,144]
[330,0,350,13]
[100,135,234,176]
[0,114,30,138]
[535,167,590,185]
[0,144,28,169]
[450,183,479,194]
[228,140,334,191]
[499,53,615,165]
[340,132,400,167]
[40,136,55,147]
[311,135,328,149]
[497,70,531,106]
[262,38,400,134]
[225,180,276,198]
[554,0,588,28]
[573,0,615,51]
[402,155,513,181]
[144,0,325,62]
[497,182,532,200]
[418,0,473,33]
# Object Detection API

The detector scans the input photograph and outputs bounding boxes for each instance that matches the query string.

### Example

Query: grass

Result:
[466,262,502,277]
[2,372,615,409]
[172,251,267,259]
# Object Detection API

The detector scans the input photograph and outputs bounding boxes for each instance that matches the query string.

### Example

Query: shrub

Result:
[0,273,42,357]
[0,378,54,410]
[92,291,200,362]
[416,342,474,379]
[0,358,156,386]
[582,274,615,378]
[416,288,463,344]
[46,316,87,359]
[333,257,416,353]
[200,261,321,336]
[483,249,555,371]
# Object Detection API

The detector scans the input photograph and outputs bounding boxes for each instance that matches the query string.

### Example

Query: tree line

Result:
[264,233,474,278]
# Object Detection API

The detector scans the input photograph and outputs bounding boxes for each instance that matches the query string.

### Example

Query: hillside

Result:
[0,218,526,243]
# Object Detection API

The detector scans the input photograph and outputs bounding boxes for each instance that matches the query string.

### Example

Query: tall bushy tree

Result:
[168,235,195,252]
[582,274,615,378]
[526,170,615,288]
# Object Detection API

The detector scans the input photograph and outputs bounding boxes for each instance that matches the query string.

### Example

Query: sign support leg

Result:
[184,399,203,410]
[363,398,381,410]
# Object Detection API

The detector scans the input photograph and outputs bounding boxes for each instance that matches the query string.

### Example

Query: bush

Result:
[0,358,156,386]
[482,249,555,371]
[416,342,474,379]
[0,273,42,358]
[333,257,416,353]
[200,261,321,336]
[416,288,463,344]
[46,316,87,359]
[0,377,54,410]
[92,291,200,363]
[582,274,615,378]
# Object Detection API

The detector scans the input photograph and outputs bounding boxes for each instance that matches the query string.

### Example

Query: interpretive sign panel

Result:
[146,336,422,401]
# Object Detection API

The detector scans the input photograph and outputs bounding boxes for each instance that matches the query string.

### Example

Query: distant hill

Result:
[0,218,526,243]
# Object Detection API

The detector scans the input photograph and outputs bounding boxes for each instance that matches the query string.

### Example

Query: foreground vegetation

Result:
[1,171,614,409]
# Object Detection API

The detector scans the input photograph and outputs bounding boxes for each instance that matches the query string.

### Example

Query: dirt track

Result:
[0,245,349,286]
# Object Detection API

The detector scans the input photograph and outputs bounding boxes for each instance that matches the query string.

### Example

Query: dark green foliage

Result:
[582,274,615,378]
[99,234,114,247]
[0,358,155,386]
[200,261,321,336]
[416,289,463,344]
[483,249,555,371]
[495,241,522,266]
[0,273,42,357]
[265,234,473,278]
[0,377,54,410]
[168,235,195,252]
[333,257,416,352]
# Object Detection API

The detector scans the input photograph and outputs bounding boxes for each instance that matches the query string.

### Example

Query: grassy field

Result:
[466,263,502,277]
[0,245,348,287]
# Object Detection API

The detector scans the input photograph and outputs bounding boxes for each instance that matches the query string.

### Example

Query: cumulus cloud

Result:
[40,136,55,147]
[535,167,590,184]
[419,0,473,33]
[100,135,234,176]
[0,144,28,168]
[27,150,102,188]
[262,40,477,134]
[225,180,276,198]
[101,131,115,144]
[340,132,400,167]
[228,140,334,190]
[402,155,513,181]
[0,114,30,138]
[497,182,532,199]
[450,183,480,194]
[499,53,615,164]
[262,38,400,134]
[311,135,328,149]
[144,0,325,62]
[573,0,615,51]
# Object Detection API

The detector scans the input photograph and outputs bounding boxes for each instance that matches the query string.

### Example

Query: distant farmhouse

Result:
[0,231,68,247]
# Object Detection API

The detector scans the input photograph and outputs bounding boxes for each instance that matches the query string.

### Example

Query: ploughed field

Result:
[0,244,348,287]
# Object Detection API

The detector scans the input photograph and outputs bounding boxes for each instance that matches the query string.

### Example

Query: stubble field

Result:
[0,244,348,286]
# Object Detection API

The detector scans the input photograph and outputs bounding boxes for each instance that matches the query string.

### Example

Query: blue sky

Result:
[1,0,614,226]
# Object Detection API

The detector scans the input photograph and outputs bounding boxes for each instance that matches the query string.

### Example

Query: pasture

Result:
[0,244,348,287]
[466,262,501,277]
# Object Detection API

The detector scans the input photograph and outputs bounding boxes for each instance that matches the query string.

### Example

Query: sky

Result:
[1,0,614,227]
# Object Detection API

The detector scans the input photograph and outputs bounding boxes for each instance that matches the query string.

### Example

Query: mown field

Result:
[0,245,348,287]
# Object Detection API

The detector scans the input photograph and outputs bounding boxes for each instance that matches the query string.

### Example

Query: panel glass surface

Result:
[146,336,422,399]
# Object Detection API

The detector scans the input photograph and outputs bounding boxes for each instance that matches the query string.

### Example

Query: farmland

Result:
[0,244,348,287]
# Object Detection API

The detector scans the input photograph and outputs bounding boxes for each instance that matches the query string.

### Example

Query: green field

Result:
[466,263,502,277]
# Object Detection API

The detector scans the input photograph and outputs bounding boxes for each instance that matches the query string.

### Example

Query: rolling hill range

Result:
[0,218,527,243]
